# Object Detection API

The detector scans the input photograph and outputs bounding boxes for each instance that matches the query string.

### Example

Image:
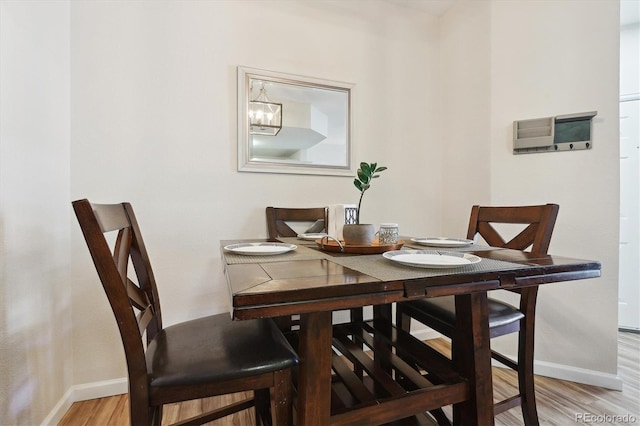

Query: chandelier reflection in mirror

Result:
[249,82,282,136]
[238,66,354,176]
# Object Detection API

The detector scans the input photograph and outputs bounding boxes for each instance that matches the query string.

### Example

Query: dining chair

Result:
[73,199,298,426]
[396,203,559,426]
[266,206,328,239]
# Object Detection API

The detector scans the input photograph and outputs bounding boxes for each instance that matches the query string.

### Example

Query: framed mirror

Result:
[237,66,354,176]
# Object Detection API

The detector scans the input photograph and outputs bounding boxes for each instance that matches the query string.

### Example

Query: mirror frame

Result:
[237,66,354,176]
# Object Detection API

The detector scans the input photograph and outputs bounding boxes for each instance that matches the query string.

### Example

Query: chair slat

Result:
[127,278,151,312]
[503,224,538,250]
[275,221,297,238]
[476,205,544,224]
[137,305,154,335]
[92,203,130,232]
[114,228,132,279]
[476,222,506,247]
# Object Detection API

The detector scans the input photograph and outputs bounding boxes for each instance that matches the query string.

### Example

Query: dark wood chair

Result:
[396,204,559,426]
[266,206,328,239]
[73,199,298,426]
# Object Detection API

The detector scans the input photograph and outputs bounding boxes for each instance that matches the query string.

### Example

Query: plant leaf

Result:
[357,170,369,184]
[353,161,386,220]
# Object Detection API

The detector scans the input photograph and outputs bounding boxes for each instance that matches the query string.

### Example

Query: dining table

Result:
[222,236,601,426]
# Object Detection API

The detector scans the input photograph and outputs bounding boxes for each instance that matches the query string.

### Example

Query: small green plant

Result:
[353,162,387,224]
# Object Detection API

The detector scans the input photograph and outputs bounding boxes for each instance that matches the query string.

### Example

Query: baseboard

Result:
[489,353,623,391]
[41,387,74,426]
[411,329,623,391]
[42,337,624,425]
[410,328,442,341]
[482,350,623,391]
[532,360,623,391]
[41,378,127,425]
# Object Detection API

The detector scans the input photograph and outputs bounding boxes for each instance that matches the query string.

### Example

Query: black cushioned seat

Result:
[405,297,525,332]
[147,314,298,387]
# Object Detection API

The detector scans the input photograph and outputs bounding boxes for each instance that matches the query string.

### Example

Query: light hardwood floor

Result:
[59,333,639,426]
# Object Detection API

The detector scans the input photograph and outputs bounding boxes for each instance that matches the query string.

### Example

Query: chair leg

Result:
[350,307,364,323]
[396,303,413,334]
[518,334,539,426]
[129,395,153,426]
[255,388,272,426]
[429,407,452,425]
[518,288,539,426]
[271,368,294,426]
[151,405,163,426]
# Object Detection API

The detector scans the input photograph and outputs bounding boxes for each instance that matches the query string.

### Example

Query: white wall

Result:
[0,0,623,423]
[487,0,620,378]
[0,1,73,424]
[439,0,492,235]
[69,0,443,386]
[440,1,620,384]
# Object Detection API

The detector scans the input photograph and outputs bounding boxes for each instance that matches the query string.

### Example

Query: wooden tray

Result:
[317,239,404,254]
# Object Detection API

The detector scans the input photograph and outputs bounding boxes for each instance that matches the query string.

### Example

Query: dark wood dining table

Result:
[222,238,601,426]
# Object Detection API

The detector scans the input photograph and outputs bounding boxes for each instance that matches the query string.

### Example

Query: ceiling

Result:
[383,0,457,17]
[384,1,639,26]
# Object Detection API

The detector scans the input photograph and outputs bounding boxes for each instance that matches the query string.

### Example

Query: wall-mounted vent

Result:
[513,111,597,154]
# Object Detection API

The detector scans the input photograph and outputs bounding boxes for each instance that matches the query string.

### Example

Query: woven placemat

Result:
[402,242,499,252]
[278,236,321,247]
[223,243,330,265]
[328,253,529,281]
[281,236,499,253]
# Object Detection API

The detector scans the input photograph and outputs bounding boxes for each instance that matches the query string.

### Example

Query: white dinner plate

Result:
[224,242,297,256]
[410,237,474,248]
[383,250,481,269]
[297,233,328,240]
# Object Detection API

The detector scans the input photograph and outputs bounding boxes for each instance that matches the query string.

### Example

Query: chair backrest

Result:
[266,206,328,239]
[73,199,161,398]
[466,204,559,254]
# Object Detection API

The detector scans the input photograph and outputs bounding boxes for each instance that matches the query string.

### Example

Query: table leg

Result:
[452,292,495,426]
[297,311,333,426]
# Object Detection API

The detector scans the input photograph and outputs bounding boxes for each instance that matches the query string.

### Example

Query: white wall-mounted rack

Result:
[513,111,597,154]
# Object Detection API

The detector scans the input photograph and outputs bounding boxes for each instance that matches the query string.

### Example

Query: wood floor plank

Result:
[58,333,639,425]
